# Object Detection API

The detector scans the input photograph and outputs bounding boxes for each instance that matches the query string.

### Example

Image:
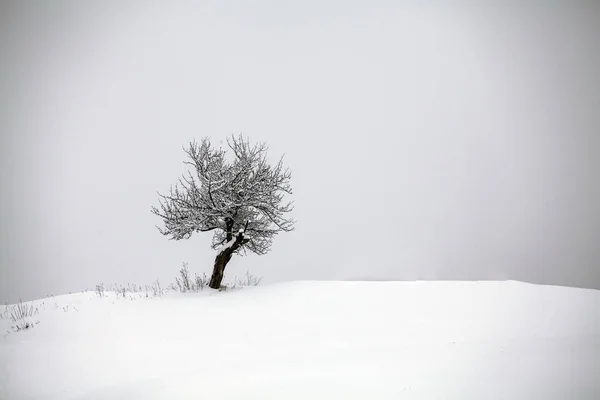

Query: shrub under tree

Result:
[151,134,295,289]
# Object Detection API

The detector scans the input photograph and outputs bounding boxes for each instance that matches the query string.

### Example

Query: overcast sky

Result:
[1,2,599,303]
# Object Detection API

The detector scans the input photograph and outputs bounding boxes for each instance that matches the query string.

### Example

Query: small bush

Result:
[149,280,164,297]
[173,263,210,293]
[9,300,39,332]
[10,300,38,322]
[194,272,209,291]
[235,271,262,288]
[95,283,105,297]
[175,263,192,292]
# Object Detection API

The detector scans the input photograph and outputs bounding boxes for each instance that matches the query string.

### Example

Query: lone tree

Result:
[151,135,295,289]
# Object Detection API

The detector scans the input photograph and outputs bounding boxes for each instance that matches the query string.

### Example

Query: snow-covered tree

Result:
[151,135,295,289]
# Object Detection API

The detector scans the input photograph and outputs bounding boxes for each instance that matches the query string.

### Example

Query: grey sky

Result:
[1,2,599,303]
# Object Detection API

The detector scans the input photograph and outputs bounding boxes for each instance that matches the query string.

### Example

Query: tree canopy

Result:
[151,135,295,256]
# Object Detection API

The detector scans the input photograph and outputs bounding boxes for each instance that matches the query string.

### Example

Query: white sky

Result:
[1,2,599,303]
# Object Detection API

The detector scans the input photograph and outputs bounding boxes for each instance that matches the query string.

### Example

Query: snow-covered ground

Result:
[1,281,599,399]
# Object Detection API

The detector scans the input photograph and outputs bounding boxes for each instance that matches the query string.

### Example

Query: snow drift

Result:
[1,281,599,399]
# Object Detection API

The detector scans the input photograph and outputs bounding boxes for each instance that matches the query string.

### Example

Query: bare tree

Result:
[151,135,295,289]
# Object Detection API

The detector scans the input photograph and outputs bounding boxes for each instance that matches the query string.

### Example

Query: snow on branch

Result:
[151,134,295,255]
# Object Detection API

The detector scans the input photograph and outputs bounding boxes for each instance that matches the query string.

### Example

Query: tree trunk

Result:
[208,225,250,289]
[209,247,235,289]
